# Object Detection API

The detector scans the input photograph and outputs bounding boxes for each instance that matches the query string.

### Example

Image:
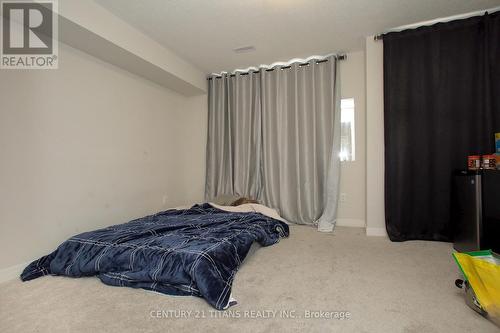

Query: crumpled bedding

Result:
[21,203,289,309]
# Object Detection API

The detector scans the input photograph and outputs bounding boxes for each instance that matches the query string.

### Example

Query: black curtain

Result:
[383,12,500,242]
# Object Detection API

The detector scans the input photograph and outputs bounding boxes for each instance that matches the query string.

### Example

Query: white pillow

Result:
[209,202,288,224]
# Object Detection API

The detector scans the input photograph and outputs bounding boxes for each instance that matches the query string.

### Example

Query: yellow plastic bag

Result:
[453,250,500,325]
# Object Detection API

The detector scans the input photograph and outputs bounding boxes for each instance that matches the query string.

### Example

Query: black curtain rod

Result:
[374,10,496,41]
[208,55,346,80]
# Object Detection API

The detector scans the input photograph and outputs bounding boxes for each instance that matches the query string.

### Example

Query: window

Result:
[339,98,355,161]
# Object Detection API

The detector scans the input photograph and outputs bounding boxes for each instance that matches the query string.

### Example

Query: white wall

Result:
[337,51,366,228]
[0,43,208,277]
[365,36,387,237]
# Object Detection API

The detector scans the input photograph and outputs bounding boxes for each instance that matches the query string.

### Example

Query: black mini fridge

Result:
[452,170,500,253]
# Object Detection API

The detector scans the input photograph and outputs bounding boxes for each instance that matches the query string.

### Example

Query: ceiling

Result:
[95,0,500,74]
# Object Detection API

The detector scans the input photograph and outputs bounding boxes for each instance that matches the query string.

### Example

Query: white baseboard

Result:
[0,262,27,284]
[336,218,365,228]
[366,227,388,237]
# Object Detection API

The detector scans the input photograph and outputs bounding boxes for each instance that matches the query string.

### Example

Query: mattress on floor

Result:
[20,203,289,310]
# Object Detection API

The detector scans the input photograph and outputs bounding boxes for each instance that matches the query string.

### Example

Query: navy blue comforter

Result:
[21,204,289,309]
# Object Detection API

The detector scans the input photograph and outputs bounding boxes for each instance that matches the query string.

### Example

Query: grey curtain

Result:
[205,55,341,230]
[205,73,262,199]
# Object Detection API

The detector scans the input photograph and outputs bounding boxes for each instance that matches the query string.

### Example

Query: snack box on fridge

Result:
[496,133,500,153]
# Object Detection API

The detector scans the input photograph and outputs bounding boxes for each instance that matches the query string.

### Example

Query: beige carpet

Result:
[0,226,497,333]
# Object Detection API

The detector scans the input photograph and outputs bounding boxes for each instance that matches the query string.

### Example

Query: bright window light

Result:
[339,98,355,162]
